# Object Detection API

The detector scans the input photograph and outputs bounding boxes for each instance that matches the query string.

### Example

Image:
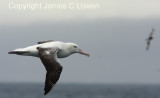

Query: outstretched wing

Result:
[37,47,63,95]
[37,40,53,44]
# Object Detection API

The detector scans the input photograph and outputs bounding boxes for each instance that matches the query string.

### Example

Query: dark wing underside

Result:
[37,40,53,44]
[37,47,63,95]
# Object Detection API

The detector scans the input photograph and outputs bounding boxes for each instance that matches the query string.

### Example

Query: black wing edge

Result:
[37,40,53,44]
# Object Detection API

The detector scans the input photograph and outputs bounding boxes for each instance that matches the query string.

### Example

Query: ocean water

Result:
[0,83,160,98]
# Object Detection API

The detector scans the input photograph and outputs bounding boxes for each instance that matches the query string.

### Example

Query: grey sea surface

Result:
[0,83,160,98]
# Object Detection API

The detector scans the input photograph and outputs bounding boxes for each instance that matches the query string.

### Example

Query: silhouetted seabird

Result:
[8,40,90,95]
[146,28,154,51]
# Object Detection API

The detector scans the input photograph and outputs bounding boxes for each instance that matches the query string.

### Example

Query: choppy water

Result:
[0,83,160,98]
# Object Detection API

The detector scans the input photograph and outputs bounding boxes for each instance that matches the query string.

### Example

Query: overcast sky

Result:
[1,0,160,84]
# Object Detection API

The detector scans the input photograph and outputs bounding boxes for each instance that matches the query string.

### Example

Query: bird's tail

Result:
[8,51,27,55]
[8,48,29,55]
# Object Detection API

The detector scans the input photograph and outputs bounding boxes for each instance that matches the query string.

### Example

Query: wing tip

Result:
[8,51,13,54]
[44,92,48,95]
[44,90,50,95]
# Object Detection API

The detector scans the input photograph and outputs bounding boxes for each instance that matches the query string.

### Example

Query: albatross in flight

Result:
[8,40,90,95]
[146,28,154,51]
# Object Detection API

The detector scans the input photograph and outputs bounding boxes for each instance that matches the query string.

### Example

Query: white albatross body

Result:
[8,40,90,95]
[11,41,88,58]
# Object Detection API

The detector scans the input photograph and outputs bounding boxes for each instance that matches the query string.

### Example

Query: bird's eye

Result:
[74,46,77,48]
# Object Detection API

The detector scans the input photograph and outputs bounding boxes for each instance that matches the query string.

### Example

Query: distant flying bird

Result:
[8,40,90,95]
[146,28,154,51]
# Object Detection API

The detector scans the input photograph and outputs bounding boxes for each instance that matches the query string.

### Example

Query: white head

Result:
[63,43,90,57]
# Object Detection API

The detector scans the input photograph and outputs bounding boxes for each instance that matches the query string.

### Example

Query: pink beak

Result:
[78,48,90,57]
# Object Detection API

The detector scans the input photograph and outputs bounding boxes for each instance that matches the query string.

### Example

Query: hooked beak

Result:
[78,48,90,57]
